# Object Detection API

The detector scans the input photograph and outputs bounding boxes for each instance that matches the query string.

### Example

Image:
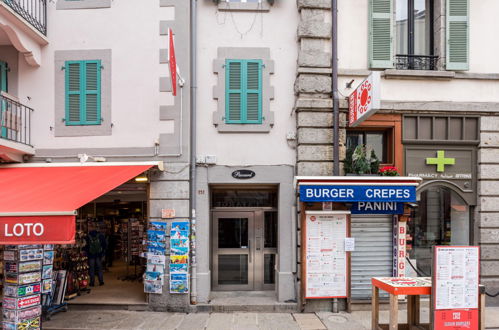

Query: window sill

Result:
[384,69,455,80]
[56,0,111,10]
[218,2,271,12]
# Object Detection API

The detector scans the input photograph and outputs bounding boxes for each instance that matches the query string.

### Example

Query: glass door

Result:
[212,212,255,290]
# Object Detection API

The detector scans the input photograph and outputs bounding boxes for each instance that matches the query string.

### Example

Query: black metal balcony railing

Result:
[2,0,47,35]
[395,54,439,71]
[0,93,33,147]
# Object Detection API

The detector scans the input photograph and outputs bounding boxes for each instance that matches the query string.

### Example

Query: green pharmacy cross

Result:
[426,150,455,173]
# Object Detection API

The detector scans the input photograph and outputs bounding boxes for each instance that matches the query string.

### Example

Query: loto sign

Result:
[348,72,381,127]
[0,215,75,245]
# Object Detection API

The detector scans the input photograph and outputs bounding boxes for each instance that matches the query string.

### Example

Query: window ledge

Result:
[384,69,455,80]
[218,2,270,12]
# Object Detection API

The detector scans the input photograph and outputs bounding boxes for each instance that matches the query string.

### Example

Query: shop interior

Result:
[5,179,152,307]
[65,180,149,305]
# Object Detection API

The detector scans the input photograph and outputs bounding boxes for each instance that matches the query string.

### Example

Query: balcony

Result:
[0,0,48,67]
[0,92,34,162]
[395,55,439,71]
[2,0,46,35]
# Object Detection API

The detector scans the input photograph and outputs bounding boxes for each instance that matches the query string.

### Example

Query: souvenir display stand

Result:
[2,245,44,330]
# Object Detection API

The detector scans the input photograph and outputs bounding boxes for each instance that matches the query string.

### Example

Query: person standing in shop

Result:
[84,222,107,286]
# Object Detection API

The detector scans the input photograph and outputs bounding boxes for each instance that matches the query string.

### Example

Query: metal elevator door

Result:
[351,215,393,299]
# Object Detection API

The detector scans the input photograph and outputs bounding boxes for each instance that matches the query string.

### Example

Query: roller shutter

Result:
[351,214,393,299]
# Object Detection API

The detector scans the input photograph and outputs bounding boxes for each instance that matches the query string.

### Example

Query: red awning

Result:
[0,162,161,244]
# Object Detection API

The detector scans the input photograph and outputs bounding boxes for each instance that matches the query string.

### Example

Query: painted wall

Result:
[337,0,499,103]
[196,1,298,166]
[12,1,184,153]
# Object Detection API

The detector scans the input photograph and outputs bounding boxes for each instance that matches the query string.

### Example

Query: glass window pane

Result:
[408,187,469,276]
[346,132,364,153]
[264,254,276,284]
[218,218,248,248]
[212,189,277,208]
[365,132,385,163]
[396,0,409,54]
[414,0,430,55]
[218,255,248,285]
[264,211,278,248]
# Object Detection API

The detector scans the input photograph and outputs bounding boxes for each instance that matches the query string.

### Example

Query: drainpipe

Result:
[332,0,339,314]
[189,0,198,305]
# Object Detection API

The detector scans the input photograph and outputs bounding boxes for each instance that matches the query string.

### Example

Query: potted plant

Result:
[344,145,380,175]
[379,166,399,176]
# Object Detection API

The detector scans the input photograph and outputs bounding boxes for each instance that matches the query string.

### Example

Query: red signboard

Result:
[17,294,41,309]
[0,215,75,245]
[348,72,381,127]
[434,309,479,330]
[168,28,177,97]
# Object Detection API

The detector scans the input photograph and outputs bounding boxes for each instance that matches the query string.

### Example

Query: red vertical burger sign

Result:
[348,72,381,127]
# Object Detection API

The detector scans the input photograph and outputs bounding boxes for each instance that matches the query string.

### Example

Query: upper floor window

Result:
[395,0,436,70]
[65,60,101,126]
[225,59,263,125]
[369,0,469,71]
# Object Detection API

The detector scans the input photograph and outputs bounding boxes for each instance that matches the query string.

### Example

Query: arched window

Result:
[408,186,470,276]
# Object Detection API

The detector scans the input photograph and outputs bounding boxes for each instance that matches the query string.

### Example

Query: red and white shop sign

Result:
[0,215,75,245]
[18,294,41,309]
[348,72,381,127]
[434,309,479,330]
[397,221,406,277]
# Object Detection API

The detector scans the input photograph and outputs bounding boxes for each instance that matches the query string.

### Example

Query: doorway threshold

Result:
[194,291,298,313]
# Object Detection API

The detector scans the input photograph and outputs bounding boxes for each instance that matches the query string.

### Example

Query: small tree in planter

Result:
[344,145,380,175]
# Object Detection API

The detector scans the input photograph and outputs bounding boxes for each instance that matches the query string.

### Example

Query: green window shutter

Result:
[65,60,101,126]
[368,0,393,69]
[65,61,82,125]
[0,61,7,93]
[226,60,242,123]
[446,0,469,71]
[225,59,262,124]
[84,60,101,125]
[245,60,262,124]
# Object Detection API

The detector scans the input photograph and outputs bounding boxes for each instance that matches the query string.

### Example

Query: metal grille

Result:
[395,54,439,71]
[1,0,47,35]
[0,92,33,147]
[351,215,393,300]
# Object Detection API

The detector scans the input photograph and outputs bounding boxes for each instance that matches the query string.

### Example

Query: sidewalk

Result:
[43,307,499,330]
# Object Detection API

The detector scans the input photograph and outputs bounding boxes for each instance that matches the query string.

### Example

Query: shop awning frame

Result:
[294,176,423,188]
[0,161,163,217]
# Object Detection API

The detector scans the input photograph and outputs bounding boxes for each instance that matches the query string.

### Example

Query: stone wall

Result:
[478,116,499,303]
[148,163,191,311]
[295,0,346,312]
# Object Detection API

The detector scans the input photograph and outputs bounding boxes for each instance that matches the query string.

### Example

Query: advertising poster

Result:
[304,211,349,299]
[144,280,163,294]
[170,273,189,294]
[433,246,480,330]
[43,251,54,265]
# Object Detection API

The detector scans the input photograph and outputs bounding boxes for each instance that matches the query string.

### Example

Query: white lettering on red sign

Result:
[348,72,381,127]
[5,223,44,237]
[397,222,406,277]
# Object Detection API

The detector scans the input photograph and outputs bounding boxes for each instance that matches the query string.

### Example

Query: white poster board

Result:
[304,211,349,299]
[434,246,479,310]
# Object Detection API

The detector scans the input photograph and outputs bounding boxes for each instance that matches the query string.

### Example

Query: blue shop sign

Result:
[350,202,405,214]
[299,185,417,202]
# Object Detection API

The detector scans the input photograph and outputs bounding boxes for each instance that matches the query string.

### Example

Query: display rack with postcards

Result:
[41,244,68,321]
[2,245,43,330]
[143,221,167,294]
[170,221,189,294]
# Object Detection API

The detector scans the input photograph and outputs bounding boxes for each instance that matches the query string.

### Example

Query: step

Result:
[66,303,149,311]
[192,302,298,313]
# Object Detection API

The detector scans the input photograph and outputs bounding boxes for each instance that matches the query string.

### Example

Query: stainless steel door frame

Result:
[212,211,255,291]
[211,209,277,291]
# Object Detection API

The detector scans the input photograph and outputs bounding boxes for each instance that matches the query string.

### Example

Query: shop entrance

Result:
[210,187,278,291]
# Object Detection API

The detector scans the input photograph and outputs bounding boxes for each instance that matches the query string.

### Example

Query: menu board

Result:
[434,246,479,310]
[304,211,349,299]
